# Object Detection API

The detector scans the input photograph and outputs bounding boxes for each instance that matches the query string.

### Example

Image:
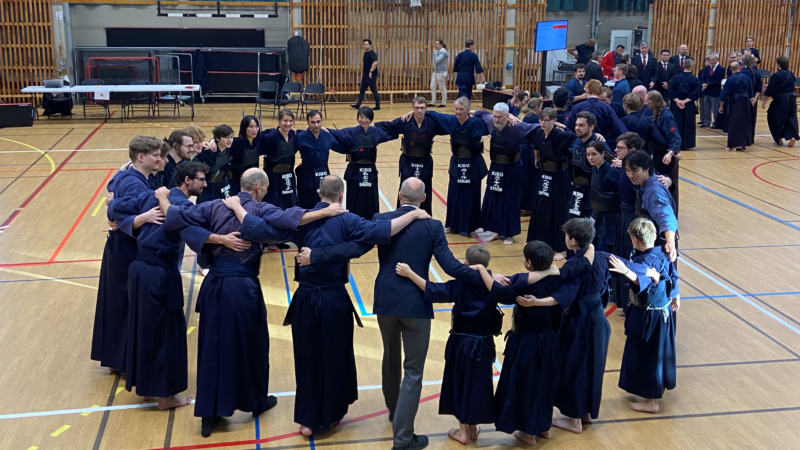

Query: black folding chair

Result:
[81,79,109,120]
[154,81,180,119]
[300,83,327,119]
[255,81,279,118]
[127,80,154,118]
[275,82,303,117]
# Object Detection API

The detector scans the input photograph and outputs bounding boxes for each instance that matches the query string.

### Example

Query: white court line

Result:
[681,256,800,336]
[0,148,128,154]
[0,376,502,420]
[696,134,773,138]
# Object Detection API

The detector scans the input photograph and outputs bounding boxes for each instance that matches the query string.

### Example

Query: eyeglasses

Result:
[615,145,628,151]
[194,177,206,183]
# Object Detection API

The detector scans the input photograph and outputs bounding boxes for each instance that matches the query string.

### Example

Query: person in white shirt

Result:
[431,39,449,107]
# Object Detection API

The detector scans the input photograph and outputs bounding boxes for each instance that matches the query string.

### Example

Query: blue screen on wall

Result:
[535,20,569,52]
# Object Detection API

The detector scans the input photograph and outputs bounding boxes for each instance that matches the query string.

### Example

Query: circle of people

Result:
[90,35,799,450]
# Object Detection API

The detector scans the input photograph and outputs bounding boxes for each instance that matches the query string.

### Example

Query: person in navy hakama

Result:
[260,111,299,209]
[646,91,682,216]
[474,106,538,245]
[720,63,754,150]
[565,79,628,145]
[668,63,701,150]
[195,125,233,203]
[762,57,800,146]
[427,101,489,236]
[228,115,262,196]
[569,112,611,222]
[586,143,620,252]
[741,57,763,146]
[295,112,347,209]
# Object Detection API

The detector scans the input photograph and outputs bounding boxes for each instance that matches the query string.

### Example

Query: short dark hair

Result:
[523,241,554,271]
[619,55,630,65]
[172,161,209,187]
[777,56,789,70]
[363,39,372,45]
[617,132,645,150]
[306,110,322,121]
[623,149,654,175]
[627,65,638,77]
[573,63,586,74]
[128,135,163,162]
[212,124,234,141]
[575,111,597,128]
[357,106,374,122]
[563,218,595,248]
[166,130,191,150]
[661,49,670,56]
[465,245,491,267]
[465,39,474,47]
[615,45,625,50]
[412,96,428,106]
[539,107,558,121]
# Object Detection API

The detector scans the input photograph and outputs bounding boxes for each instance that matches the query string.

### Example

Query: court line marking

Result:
[91,197,106,217]
[50,424,70,437]
[0,137,55,173]
[681,255,800,337]
[49,169,115,262]
[752,158,800,194]
[0,267,98,290]
[0,129,73,199]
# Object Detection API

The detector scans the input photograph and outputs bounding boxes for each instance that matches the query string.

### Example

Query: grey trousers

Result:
[377,315,431,448]
[701,95,720,127]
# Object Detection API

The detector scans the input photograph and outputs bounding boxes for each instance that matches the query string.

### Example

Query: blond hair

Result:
[628,217,657,246]
[182,124,205,142]
[520,97,543,116]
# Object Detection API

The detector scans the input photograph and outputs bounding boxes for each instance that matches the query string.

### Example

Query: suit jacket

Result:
[631,52,657,87]
[668,55,693,71]
[702,64,726,97]
[585,61,607,84]
[371,205,483,319]
[654,61,678,94]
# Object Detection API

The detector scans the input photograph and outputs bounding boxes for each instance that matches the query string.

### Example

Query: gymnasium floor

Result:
[2,103,800,450]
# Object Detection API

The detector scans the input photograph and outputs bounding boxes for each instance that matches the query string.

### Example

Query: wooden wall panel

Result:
[295,0,510,102]
[790,2,800,77]
[0,0,55,103]
[714,0,790,72]
[512,0,548,94]
[651,0,711,62]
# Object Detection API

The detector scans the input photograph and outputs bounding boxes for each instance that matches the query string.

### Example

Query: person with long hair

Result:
[646,90,681,215]
[761,56,800,147]
[229,115,262,195]
[326,106,393,219]
[586,141,619,252]
[260,109,299,209]
[741,54,763,146]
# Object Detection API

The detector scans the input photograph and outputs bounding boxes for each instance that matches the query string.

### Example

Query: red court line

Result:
[49,169,115,262]
[1,112,113,227]
[751,159,800,194]
[606,304,618,317]
[0,169,50,173]
[61,168,118,172]
[431,188,447,206]
[0,254,194,269]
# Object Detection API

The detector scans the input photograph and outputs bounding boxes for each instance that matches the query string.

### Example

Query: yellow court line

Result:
[91,197,107,217]
[50,425,70,437]
[81,405,100,416]
[187,326,196,335]
[115,387,125,395]
[0,267,98,290]
[26,446,38,450]
[0,137,56,174]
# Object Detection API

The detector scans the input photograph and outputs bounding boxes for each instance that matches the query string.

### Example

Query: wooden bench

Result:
[325,90,483,104]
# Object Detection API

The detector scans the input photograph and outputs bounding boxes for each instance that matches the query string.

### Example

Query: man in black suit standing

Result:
[654,49,678,103]
[371,178,503,450]
[669,44,693,72]
[631,41,656,89]
[584,50,607,84]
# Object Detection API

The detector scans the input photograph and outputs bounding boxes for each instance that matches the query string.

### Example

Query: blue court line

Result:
[279,251,292,305]
[349,273,369,316]
[254,411,261,450]
[309,434,316,449]
[680,176,800,232]
[0,270,198,284]
[681,244,800,251]
[681,256,800,339]
[377,188,394,211]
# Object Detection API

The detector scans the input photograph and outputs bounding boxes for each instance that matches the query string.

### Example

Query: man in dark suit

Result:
[668,44,693,71]
[700,52,725,127]
[371,177,504,450]
[631,41,657,89]
[584,50,608,85]
[654,48,678,101]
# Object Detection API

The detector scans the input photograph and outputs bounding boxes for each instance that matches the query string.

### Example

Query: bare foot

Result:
[157,394,192,410]
[200,268,209,277]
[552,417,582,434]
[539,430,551,439]
[617,309,626,320]
[726,147,733,152]
[629,399,659,413]
[143,396,154,401]
[267,244,278,251]
[469,231,479,238]
[777,139,784,146]
[553,252,566,261]
[299,426,313,436]
[447,427,468,445]
[468,425,481,441]
[485,232,501,242]
[521,210,531,217]
[444,227,451,233]
[583,413,593,423]
[790,138,796,148]
[513,430,537,445]
[503,237,514,246]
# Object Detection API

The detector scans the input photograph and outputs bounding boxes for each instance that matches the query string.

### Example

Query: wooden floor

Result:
[2,103,800,450]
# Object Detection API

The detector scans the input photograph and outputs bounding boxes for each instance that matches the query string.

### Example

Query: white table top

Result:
[22,85,200,93]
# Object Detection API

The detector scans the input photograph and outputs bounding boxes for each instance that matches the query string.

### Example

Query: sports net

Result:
[85,57,160,85]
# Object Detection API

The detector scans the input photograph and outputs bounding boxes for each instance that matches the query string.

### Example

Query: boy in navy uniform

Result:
[395,245,499,446]
[609,218,680,414]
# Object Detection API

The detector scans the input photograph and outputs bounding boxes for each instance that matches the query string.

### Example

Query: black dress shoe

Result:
[253,395,278,417]
[201,416,220,438]
[350,104,360,109]
[373,106,381,111]
[392,434,429,450]
[437,104,446,108]
[388,411,394,422]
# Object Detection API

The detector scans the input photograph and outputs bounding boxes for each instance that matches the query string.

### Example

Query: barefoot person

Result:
[609,218,679,414]
[109,161,217,410]
[473,103,539,245]
[396,245,500,445]
[762,56,800,147]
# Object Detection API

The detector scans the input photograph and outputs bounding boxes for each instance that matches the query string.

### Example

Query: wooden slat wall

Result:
[0,0,55,102]
[714,0,791,72]
[512,0,548,93]
[295,0,510,102]
[790,3,800,76]
[650,0,711,62]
